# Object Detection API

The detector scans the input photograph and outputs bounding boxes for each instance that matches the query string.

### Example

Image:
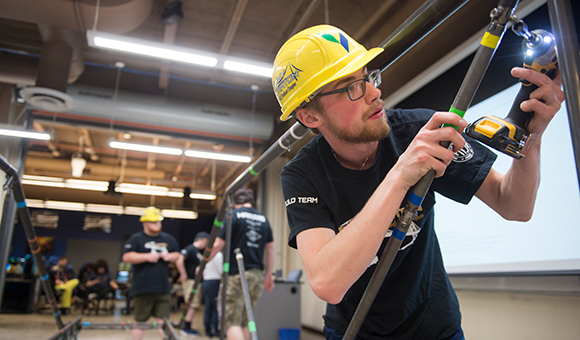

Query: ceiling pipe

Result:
[0,0,154,34]
[0,0,154,86]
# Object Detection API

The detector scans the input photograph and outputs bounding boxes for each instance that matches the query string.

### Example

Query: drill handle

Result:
[505,82,537,129]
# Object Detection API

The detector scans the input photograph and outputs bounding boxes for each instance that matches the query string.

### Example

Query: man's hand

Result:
[511,67,564,137]
[392,111,468,189]
[264,274,275,293]
[178,273,188,283]
[159,251,173,262]
[55,279,64,285]
[145,252,161,263]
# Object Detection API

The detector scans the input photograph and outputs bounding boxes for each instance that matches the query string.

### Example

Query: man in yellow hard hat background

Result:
[122,207,180,340]
[274,25,564,339]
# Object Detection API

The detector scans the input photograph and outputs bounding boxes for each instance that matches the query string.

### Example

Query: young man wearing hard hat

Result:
[122,207,180,340]
[274,25,563,339]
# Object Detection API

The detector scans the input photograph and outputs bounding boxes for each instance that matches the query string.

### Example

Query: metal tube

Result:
[46,315,83,340]
[367,0,470,72]
[0,154,66,329]
[163,317,181,340]
[343,0,520,338]
[234,248,258,340]
[0,113,30,310]
[546,0,580,188]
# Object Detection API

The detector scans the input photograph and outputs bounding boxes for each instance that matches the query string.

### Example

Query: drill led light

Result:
[526,49,534,56]
[543,36,552,43]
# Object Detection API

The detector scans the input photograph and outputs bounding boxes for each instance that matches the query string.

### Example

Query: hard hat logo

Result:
[320,32,350,52]
[272,25,384,122]
[274,64,303,103]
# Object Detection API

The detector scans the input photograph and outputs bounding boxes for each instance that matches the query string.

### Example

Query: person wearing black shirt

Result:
[122,207,180,340]
[210,187,275,340]
[272,25,564,339]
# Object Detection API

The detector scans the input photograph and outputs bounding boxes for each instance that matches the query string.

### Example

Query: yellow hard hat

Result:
[140,207,164,222]
[272,25,383,121]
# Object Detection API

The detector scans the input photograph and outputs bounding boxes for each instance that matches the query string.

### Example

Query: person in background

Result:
[122,207,180,340]
[86,258,119,313]
[202,249,223,338]
[210,187,275,340]
[176,231,209,336]
[50,256,79,315]
[273,25,563,339]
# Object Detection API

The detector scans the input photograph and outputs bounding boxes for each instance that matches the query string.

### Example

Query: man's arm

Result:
[263,242,275,293]
[175,253,188,282]
[476,67,564,220]
[208,237,225,261]
[122,251,160,264]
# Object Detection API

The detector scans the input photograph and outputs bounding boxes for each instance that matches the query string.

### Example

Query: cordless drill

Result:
[465,24,558,159]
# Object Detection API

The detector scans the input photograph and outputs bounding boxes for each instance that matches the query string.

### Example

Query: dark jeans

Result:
[323,325,465,340]
[202,279,221,335]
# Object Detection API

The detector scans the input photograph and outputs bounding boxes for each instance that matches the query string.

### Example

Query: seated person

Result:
[86,259,119,310]
[50,256,79,315]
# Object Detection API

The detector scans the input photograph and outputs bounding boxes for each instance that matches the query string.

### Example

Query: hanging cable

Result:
[92,0,101,31]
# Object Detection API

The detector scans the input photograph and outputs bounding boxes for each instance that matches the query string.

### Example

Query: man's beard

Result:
[324,103,391,144]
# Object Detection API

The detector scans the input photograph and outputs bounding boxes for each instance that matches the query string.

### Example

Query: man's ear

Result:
[296,107,322,129]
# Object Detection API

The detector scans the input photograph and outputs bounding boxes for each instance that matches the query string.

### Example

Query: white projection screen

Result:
[436,83,580,276]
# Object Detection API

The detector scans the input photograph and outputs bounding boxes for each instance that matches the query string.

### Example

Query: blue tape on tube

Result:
[392,228,406,240]
[408,191,423,207]
[16,200,26,208]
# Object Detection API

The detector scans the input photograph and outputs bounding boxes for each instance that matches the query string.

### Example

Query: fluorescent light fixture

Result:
[26,199,46,208]
[22,176,109,191]
[87,30,217,67]
[161,209,198,220]
[44,200,86,211]
[223,60,273,77]
[21,179,65,188]
[116,183,184,197]
[189,192,217,200]
[124,206,146,216]
[109,141,183,156]
[64,179,109,191]
[86,204,125,214]
[23,175,62,182]
[0,128,51,140]
[24,199,197,219]
[184,150,252,163]
[87,30,273,78]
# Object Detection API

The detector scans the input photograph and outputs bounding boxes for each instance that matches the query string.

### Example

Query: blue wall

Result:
[9,209,215,258]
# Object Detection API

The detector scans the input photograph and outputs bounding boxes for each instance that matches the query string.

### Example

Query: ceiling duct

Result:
[33,84,274,142]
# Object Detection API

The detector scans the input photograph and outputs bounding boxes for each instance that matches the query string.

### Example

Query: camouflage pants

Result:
[225,268,264,328]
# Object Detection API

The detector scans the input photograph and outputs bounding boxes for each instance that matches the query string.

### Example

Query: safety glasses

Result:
[317,69,382,101]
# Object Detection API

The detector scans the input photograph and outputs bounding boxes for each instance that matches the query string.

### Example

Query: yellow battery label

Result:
[481,32,500,49]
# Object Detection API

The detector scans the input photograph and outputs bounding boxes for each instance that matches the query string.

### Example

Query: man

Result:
[273,25,564,339]
[122,207,180,340]
[210,187,275,340]
[50,256,79,315]
[176,231,209,336]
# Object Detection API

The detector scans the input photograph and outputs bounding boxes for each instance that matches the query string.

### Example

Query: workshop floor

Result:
[0,301,325,340]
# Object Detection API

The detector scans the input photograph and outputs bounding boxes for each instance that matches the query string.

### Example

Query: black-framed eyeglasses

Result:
[316,69,382,101]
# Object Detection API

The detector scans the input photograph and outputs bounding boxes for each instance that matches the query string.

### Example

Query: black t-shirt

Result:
[180,244,202,279]
[218,206,274,275]
[280,108,497,340]
[122,230,179,296]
